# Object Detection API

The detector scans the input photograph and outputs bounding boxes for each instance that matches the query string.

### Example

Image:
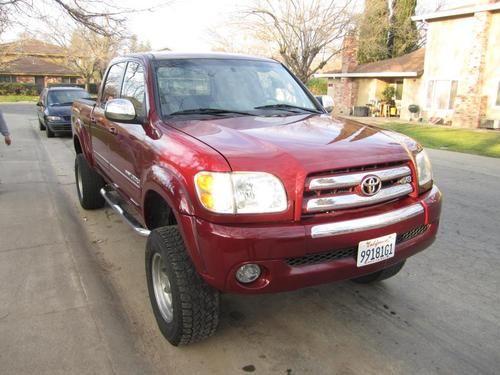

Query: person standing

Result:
[0,109,11,146]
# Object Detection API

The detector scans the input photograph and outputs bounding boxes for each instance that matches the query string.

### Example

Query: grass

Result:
[0,95,38,103]
[378,122,500,158]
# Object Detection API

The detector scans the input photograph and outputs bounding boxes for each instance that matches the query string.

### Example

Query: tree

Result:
[243,0,355,83]
[0,0,166,38]
[126,35,152,53]
[357,0,420,64]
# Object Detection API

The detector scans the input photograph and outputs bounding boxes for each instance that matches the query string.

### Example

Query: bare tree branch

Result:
[0,0,170,38]
[240,0,356,82]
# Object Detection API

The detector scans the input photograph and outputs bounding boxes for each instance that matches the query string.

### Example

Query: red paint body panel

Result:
[72,53,442,294]
[189,185,441,293]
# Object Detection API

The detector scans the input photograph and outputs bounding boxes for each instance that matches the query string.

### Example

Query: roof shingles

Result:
[321,48,425,78]
[0,57,77,76]
[353,48,425,74]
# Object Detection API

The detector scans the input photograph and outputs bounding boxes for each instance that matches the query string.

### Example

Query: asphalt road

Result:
[1,103,499,375]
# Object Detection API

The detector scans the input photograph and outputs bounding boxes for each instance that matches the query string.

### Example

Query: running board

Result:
[100,187,151,237]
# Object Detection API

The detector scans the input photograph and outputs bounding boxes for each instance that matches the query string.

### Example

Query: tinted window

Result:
[102,63,126,104]
[121,62,146,118]
[47,89,89,106]
[156,59,316,116]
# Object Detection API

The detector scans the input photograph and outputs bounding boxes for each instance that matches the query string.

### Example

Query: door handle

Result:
[109,127,118,135]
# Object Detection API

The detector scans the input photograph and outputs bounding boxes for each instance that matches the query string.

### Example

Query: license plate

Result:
[357,233,396,267]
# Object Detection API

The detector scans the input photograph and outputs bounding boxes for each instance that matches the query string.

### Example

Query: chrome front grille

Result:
[303,163,413,215]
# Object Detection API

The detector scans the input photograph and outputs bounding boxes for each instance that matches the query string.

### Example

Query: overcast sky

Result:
[2,0,478,50]
[125,0,476,51]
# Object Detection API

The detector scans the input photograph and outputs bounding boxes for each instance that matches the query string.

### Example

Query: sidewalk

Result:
[0,105,150,375]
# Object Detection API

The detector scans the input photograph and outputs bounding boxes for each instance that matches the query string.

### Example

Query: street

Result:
[0,103,499,375]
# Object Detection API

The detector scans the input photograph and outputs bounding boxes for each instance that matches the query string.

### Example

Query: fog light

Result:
[235,264,261,284]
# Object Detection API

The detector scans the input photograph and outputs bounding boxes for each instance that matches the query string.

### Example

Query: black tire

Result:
[75,154,105,209]
[351,260,406,284]
[39,119,46,131]
[146,226,219,346]
[46,125,55,138]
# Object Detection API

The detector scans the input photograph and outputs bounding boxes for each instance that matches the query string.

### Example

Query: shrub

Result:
[306,77,328,95]
[0,82,39,96]
[382,86,396,101]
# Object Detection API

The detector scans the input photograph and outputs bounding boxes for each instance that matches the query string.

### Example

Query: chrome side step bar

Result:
[100,187,151,237]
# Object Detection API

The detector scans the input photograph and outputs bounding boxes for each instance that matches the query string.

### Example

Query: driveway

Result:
[1,103,499,375]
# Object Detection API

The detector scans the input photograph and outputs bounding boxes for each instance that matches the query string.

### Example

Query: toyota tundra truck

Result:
[71,52,442,346]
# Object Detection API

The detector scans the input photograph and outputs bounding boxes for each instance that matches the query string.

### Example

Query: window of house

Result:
[0,75,14,83]
[426,80,458,110]
[496,81,500,107]
[121,62,146,118]
[395,81,403,100]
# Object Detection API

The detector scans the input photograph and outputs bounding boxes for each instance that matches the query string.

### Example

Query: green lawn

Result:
[379,123,500,158]
[0,95,38,103]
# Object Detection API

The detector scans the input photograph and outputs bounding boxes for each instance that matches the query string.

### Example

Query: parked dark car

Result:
[37,86,90,137]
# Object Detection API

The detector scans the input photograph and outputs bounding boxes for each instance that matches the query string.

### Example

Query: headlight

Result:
[194,171,287,214]
[415,149,433,191]
[46,115,63,122]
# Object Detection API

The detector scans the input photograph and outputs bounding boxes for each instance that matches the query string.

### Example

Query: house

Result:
[0,39,83,91]
[318,0,500,129]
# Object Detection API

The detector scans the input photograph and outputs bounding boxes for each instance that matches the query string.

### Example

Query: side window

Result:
[101,62,126,105]
[121,62,146,118]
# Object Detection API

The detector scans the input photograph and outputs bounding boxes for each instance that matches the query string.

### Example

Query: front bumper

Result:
[181,185,442,294]
[47,121,71,132]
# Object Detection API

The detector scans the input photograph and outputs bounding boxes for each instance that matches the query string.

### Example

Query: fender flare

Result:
[142,165,208,273]
[142,164,195,217]
[73,118,95,166]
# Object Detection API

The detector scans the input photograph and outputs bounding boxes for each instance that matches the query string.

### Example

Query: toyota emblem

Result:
[360,175,382,196]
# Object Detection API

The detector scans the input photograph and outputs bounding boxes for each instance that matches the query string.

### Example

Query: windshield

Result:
[155,59,319,117]
[47,90,89,106]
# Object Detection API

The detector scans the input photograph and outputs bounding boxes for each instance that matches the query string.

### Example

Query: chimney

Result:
[341,31,358,73]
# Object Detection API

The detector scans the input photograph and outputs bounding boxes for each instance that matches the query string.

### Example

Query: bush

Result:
[0,82,39,96]
[306,77,328,95]
[382,86,396,101]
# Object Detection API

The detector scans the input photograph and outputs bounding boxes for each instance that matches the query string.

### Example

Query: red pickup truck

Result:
[72,52,442,346]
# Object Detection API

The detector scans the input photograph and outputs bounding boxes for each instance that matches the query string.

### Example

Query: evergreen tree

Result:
[357,0,419,64]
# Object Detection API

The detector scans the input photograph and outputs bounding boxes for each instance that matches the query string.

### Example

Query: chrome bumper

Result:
[310,203,424,238]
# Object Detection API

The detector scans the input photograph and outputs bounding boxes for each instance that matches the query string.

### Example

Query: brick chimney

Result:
[341,31,358,74]
[331,31,359,115]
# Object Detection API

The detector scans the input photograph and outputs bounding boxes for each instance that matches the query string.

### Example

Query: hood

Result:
[168,115,416,176]
[46,105,72,116]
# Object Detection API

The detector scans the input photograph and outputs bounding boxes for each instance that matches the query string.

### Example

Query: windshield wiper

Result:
[254,104,321,114]
[168,108,253,116]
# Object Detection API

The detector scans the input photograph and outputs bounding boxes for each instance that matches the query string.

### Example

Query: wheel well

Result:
[74,136,83,154]
[144,190,177,230]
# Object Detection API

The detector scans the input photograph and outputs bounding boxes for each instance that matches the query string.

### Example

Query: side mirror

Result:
[319,95,334,113]
[104,99,137,122]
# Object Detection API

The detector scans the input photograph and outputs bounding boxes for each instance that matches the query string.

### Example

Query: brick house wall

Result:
[452,10,491,128]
